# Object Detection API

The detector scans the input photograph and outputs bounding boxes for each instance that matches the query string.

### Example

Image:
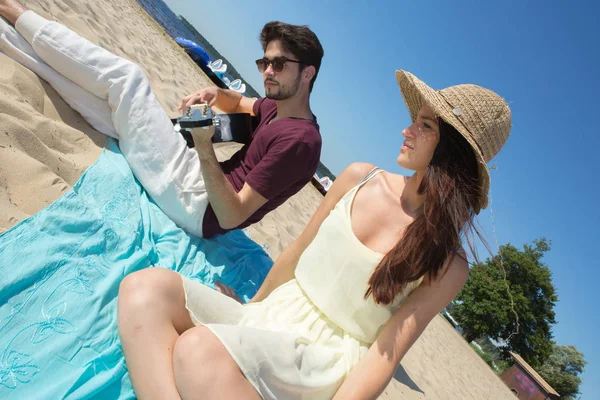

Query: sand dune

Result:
[0,0,514,398]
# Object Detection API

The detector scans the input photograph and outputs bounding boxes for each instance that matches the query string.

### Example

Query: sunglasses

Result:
[255,56,303,73]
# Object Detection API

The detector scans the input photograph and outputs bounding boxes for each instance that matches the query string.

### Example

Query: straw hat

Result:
[395,70,511,213]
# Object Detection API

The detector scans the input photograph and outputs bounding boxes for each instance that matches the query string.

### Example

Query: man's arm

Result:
[190,119,318,231]
[192,128,267,230]
[179,87,257,115]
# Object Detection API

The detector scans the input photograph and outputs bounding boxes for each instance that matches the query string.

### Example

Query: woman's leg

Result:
[173,327,262,400]
[1,3,208,236]
[119,269,260,399]
[118,268,195,399]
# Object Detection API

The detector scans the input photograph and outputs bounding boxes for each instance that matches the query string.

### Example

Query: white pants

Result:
[0,11,209,236]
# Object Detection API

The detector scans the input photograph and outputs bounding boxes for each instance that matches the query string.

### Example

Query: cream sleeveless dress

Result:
[182,168,423,399]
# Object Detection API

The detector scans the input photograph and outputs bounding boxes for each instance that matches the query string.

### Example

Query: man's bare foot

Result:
[0,0,28,26]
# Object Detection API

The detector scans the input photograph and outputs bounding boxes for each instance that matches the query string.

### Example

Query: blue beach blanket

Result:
[0,139,274,399]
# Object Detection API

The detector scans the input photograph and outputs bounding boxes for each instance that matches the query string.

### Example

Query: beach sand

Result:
[0,0,515,398]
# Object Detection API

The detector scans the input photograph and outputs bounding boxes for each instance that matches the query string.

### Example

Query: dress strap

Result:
[358,167,383,186]
[339,167,384,210]
[340,166,385,233]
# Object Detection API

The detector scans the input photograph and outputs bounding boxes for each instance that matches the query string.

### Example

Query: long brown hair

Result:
[366,119,485,304]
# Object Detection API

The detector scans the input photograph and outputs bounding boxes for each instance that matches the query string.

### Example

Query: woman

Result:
[117,74,511,399]
[0,2,511,399]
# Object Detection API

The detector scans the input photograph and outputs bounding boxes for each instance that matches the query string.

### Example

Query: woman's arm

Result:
[333,255,469,400]
[250,162,376,303]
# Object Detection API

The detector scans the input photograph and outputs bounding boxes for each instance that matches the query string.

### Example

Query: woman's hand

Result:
[215,282,243,304]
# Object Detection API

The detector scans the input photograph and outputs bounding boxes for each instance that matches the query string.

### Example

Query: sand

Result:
[0,0,515,398]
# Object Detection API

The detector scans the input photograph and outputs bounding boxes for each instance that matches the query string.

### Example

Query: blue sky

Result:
[165,0,598,396]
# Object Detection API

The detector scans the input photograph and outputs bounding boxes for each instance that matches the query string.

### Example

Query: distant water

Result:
[135,0,261,98]
[135,0,216,59]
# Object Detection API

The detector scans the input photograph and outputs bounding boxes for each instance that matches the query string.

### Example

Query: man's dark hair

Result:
[260,22,324,92]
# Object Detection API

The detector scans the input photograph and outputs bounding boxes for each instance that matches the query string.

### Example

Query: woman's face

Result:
[397,104,441,171]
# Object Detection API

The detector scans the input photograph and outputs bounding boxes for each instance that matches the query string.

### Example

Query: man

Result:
[180,21,324,237]
[0,0,324,238]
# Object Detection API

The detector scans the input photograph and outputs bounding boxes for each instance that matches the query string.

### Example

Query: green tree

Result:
[538,344,587,400]
[453,238,558,367]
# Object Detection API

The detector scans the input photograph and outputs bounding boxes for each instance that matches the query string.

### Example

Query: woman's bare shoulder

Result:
[341,162,377,181]
[328,163,377,195]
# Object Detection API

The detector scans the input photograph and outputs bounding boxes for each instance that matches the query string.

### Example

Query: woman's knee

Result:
[118,268,183,312]
[173,327,232,374]
[173,328,259,399]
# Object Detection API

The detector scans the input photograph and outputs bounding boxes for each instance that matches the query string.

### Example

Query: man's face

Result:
[262,40,303,100]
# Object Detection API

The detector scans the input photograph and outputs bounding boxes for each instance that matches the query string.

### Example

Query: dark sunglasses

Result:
[255,56,303,73]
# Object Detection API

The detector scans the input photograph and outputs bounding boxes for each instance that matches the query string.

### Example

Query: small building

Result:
[501,352,560,400]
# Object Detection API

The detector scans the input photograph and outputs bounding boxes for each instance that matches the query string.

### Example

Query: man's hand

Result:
[179,87,255,115]
[179,87,220,113]
[189,124,215,145]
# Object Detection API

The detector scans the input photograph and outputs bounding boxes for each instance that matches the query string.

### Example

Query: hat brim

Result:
[395,70,490,212]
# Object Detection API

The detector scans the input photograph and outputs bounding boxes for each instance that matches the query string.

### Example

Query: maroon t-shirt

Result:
[202,98,322,237]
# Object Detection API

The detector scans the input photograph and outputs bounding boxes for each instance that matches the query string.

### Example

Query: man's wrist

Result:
[194,140,216,161]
